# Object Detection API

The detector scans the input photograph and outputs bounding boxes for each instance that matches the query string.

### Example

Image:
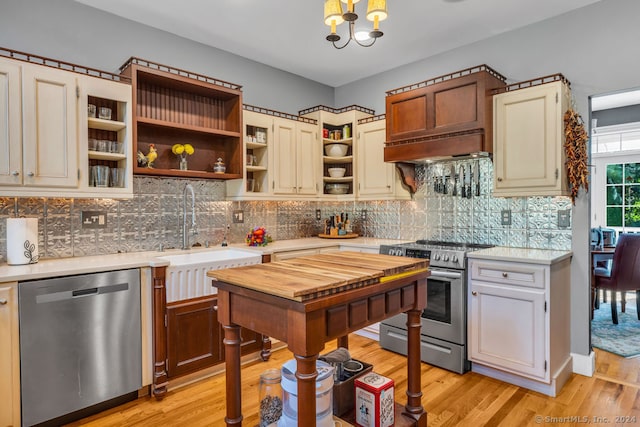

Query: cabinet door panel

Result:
[273,119,296,194]
[493,82,566,196]
[296,122,318,195]
[0,59,22,186]
[0,283,20,427]
[469,282,546,380]
[357,121,394,197]
[22,65,78,188]
[167,297,221,378]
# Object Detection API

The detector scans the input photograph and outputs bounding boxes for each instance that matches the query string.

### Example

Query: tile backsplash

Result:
[0,159,572,261]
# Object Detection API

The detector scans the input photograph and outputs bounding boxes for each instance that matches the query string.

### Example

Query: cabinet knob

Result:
[0,299,7,305]
[27,171,35,177]
[502,272,508,278]
[497,177,503,182]
[11,171,19,176]
[471,291,477,296]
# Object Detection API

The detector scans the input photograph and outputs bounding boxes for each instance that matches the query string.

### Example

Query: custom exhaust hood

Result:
[384,65,507,165]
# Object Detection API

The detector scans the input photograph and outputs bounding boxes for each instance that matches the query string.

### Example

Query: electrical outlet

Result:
[558,209,571,228]
[501,209,512,226]
[316,209,321,220]
[361,209,367,221]
[81,211,107,229]
[232,210,244,223]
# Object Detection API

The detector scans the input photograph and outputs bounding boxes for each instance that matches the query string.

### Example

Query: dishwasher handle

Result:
[72,287,98,297]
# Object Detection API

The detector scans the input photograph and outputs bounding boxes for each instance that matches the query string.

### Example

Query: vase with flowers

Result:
[246,226,272,246]
[171,143,195,170]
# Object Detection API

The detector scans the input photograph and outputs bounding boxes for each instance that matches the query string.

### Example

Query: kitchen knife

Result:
[442,169,447,194]
[475,160,481,196]
[451,164,457,196]
[466,164,472,198]
[460,165,466,198]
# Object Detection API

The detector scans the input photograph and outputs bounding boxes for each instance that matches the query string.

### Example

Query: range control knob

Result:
[443,255,449,262]
[433,253,441,261]
[451,255,458,263]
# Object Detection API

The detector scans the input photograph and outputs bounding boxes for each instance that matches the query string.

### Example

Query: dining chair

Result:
[594,233,640,324]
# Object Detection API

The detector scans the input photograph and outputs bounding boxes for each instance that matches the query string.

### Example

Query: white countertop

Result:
[0,237,411,282]
[229,237,412,255]
[467,246,572,265]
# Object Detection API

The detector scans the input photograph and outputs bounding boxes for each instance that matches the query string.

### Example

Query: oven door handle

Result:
[429,270,463,280]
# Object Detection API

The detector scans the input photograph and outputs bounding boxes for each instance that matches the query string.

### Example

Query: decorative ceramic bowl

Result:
[324,143,348,157]
[328,167,346,178]
[325,183,349,194]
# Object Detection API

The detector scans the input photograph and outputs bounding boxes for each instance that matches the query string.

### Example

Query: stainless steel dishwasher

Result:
[19,269,142,426]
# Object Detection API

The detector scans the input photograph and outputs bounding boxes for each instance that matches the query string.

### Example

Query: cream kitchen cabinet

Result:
[0,55,132,198]
[356,117,410,200]
[0,57,78,194]
[78,74,133,198]
[493,79,570,197]
[227,108,274,199]
[0,282,20,427]
[272,118,319,197]
[467,249,572,396]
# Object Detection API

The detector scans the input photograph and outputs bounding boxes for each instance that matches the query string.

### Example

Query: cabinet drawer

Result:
[470,260,546,289]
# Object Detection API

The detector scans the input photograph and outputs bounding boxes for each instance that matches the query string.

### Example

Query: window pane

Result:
[607,206,623,227]
[625,163,640,184]
[625,206,640,227]
[607,185,623,205]
[626,185,640,205]
[607,164,623,184]
[621,131,640,151]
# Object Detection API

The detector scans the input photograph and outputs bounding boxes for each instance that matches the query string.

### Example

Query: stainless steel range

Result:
[379,240,492,374]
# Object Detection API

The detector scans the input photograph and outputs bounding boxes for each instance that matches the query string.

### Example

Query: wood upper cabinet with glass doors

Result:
[493,78,571,197]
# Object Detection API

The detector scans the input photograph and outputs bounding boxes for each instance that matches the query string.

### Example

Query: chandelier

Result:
[324,0,388,49]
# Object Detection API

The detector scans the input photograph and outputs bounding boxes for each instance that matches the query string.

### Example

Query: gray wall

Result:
[0,0,334,114]
[593,104,640,127]
[4,0,632,359]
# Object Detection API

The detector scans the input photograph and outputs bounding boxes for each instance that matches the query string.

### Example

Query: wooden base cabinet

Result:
[0,282,20,427]
[468,253,572,396]
[493,79,570,197]
[167,296,222,378]
[166,295,266,379]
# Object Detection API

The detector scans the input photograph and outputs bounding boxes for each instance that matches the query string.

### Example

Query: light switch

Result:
[558,209,571,228]
[81,211,107,229]
[233,210,244,223]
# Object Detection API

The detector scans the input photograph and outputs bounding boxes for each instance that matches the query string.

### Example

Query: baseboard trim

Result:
[571,351,595,377]
[471,356,573,397]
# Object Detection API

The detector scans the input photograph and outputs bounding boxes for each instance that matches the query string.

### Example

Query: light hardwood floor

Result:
[68,335,640,427]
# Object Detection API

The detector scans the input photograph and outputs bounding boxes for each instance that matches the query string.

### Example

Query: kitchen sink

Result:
[158,248,261,302]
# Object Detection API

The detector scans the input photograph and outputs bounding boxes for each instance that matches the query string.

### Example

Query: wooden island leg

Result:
[404,309,427,426]
[295,353,319,427]
[223,324,243,426]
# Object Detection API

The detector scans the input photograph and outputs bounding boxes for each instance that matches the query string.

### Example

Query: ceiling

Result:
[74,0,601,87]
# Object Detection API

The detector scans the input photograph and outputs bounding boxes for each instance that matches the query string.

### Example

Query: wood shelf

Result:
[246,165,267,172]
[88,117,126,132]
[133,166,241,180]
[88,151,126,161]
[246,141,267,149]
[323,176,353,183]
[136,116,241,138]
[121,59,243,180]
[323,137,353,146]
[323,156,352,164]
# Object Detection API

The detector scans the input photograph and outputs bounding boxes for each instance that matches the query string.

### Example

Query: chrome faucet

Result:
[182,183,198,249]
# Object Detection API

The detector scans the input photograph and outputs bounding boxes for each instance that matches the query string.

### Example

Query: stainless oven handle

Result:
[429,270,463,279]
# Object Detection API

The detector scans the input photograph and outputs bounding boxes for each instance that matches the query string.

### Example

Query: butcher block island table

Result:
[208,251,430,427]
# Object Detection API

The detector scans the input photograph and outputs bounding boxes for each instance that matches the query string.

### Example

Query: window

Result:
[605,162,640,227]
